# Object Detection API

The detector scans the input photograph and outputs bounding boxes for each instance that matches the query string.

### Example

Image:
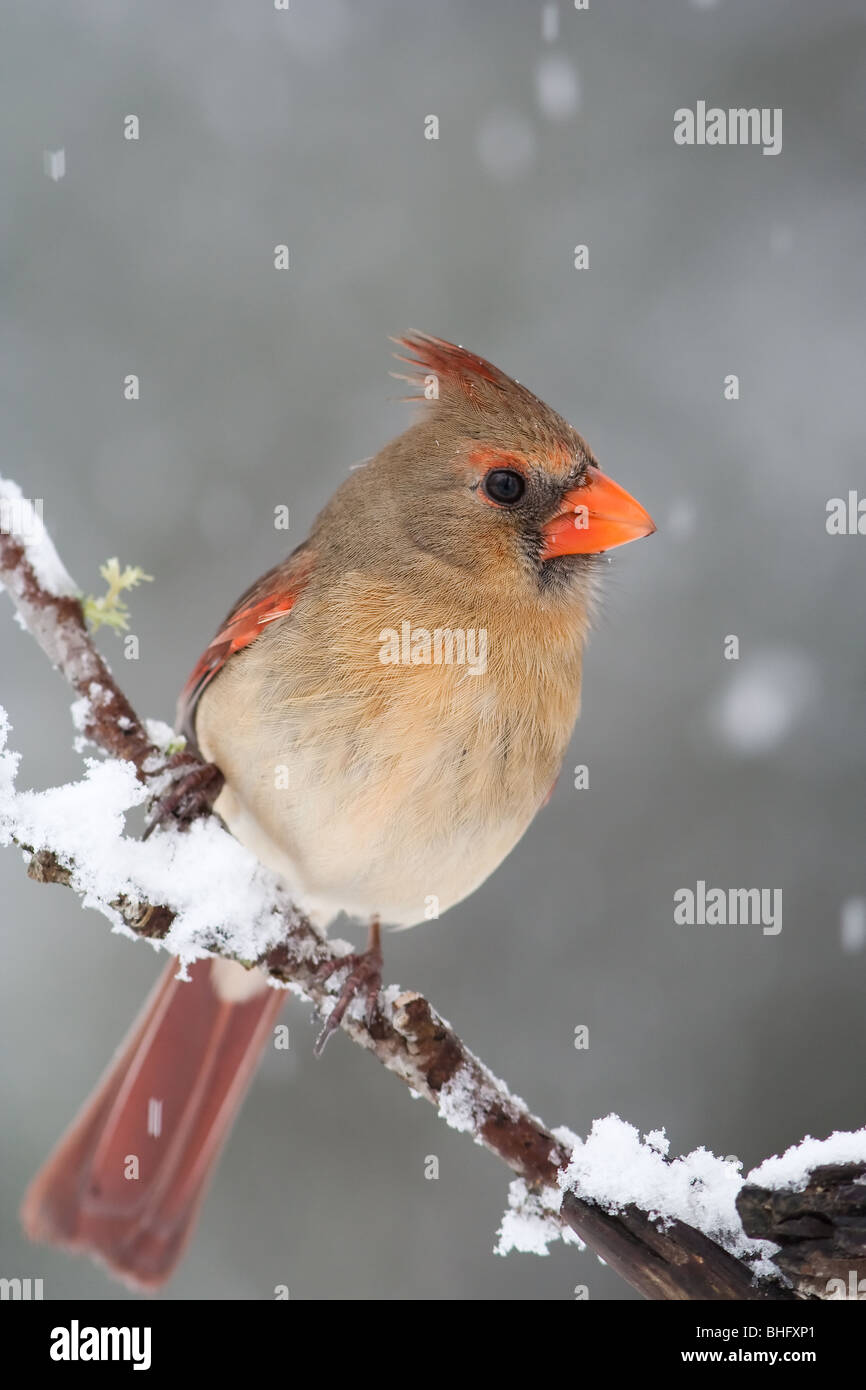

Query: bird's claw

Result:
[143,755,225,839]
[314,919,383,1055]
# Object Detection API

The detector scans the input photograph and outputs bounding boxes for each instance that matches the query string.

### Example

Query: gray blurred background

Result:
[2,0,865,1301]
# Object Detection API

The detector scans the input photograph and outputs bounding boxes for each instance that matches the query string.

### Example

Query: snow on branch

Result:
[2,473,864,1301]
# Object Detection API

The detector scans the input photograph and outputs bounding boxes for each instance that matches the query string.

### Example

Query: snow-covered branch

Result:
[2,475,865,1301]
[0,479,164,775]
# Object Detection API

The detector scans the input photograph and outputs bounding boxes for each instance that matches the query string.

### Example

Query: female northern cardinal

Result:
[21,333,654,1288]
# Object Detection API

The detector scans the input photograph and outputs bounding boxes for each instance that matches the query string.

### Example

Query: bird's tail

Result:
[21,956,285,1290]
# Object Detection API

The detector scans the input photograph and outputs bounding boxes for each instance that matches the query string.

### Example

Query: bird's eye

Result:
[482,469,526,506]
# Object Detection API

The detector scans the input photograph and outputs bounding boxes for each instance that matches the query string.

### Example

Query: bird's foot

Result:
[314,918,383,1055]
[143,753,225,839]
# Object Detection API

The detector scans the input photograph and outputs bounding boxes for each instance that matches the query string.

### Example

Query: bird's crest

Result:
[390,330,585,468]
[390,331,523,407]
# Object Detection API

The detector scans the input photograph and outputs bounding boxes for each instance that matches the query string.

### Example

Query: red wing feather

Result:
[177,543,315,742]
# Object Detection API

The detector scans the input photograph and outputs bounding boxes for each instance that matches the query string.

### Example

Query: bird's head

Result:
[371,332,655,607]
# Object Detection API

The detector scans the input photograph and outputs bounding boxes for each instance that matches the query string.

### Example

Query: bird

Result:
[21,332,655,1288]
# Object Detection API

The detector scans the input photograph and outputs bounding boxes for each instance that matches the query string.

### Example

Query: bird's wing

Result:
[176,543,315,744]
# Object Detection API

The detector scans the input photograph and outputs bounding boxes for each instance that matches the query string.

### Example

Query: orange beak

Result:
[540,465,656,559]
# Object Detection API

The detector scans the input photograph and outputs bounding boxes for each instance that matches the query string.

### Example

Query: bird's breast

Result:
[195,591,584,929]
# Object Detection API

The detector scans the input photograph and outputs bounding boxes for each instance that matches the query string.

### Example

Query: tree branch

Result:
[738,1164,866,1299]
[559,1192,788,1301]
[1,481,859,1301]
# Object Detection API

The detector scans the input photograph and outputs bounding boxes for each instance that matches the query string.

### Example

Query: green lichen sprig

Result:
[82,557,153,634]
